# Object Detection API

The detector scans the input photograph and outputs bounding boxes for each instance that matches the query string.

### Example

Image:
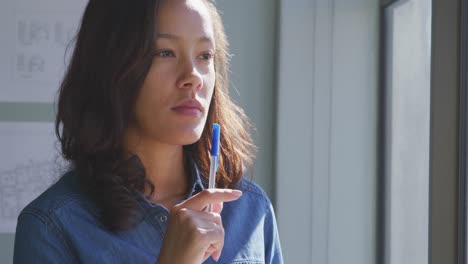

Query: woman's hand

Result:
[156,189,242,264]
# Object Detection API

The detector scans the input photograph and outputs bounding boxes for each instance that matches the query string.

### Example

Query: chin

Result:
[172,124,205,145]
[179,133,202,145]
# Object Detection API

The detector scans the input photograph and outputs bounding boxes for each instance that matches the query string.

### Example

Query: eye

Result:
[156,50,175,57]
[198,52,214,60]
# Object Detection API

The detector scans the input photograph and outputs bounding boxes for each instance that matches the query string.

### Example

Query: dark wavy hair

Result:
[55,0,256,231]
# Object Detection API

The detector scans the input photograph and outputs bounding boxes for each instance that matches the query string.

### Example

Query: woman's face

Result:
[132,0,215,146]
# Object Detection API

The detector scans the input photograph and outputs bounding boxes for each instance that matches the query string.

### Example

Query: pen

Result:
[207,123,220,212]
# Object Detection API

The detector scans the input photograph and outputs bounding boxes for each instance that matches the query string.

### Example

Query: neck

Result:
[124,128,189,200]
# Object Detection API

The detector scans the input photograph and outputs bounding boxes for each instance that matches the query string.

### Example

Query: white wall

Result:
[216,0,278,200]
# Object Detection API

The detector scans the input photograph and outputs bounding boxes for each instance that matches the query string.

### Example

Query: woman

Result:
[13,0,283,263]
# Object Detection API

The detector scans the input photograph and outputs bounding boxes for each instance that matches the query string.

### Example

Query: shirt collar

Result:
[136,151,205,209]
[185,151,206,198]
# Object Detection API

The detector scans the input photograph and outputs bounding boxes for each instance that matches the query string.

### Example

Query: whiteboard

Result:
[0,0,87,102]
[0,0,87,233]
[0,122,66,233]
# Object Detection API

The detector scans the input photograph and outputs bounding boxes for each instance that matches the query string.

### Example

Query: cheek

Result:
[138,77,162,111]
[135,70,171,123]
[139,64,174,104]
[204,71,216,99]
[206,82,215,101]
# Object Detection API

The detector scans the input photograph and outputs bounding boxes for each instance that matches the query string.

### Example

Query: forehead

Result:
[156,0,214,38]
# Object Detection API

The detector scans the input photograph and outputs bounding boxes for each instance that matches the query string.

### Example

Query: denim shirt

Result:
[13,157,283,264]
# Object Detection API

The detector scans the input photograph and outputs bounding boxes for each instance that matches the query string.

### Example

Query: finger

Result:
[212,248,222,262]
[188,210,222,226]
[203,251,211,262]
[202,239,224,262]
[196,221,225,252]
[203,224,225,258]
[206,244,217,251]
[203,249,215,262]
[197,222,225,262]
[207,238,224,262]
[175,189,242,211]
[212,202,224,214]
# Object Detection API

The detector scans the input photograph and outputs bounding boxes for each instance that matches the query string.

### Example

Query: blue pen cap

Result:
[211,123,220,156]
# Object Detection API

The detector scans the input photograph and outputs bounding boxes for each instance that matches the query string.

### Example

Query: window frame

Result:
[459,0,468,263]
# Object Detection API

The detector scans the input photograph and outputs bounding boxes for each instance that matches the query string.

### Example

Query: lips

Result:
[171,99,203,117]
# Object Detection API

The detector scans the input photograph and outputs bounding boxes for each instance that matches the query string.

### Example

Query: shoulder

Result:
[14,171,91,263]
[224,177,274,215]
[18,170,96,227]
[236,177,272,203]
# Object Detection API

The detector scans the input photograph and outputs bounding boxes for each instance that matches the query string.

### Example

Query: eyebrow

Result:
[156,33,213,44]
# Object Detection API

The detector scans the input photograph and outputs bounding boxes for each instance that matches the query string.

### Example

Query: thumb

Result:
[211,202,224,214]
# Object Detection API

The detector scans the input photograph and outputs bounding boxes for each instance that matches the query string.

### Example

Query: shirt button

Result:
[159,215,168,222]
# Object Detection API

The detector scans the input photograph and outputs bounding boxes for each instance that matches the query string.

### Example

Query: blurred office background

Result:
[0,0,466,263]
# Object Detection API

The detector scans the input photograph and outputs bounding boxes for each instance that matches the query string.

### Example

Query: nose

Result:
[176,59,203,91]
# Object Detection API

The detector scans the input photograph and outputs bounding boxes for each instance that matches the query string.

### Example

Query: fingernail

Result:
[232,190,242,197]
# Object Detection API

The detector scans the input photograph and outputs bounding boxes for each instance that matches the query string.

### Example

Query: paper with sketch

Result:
[0,122,66,233]
[0,0,87,102]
